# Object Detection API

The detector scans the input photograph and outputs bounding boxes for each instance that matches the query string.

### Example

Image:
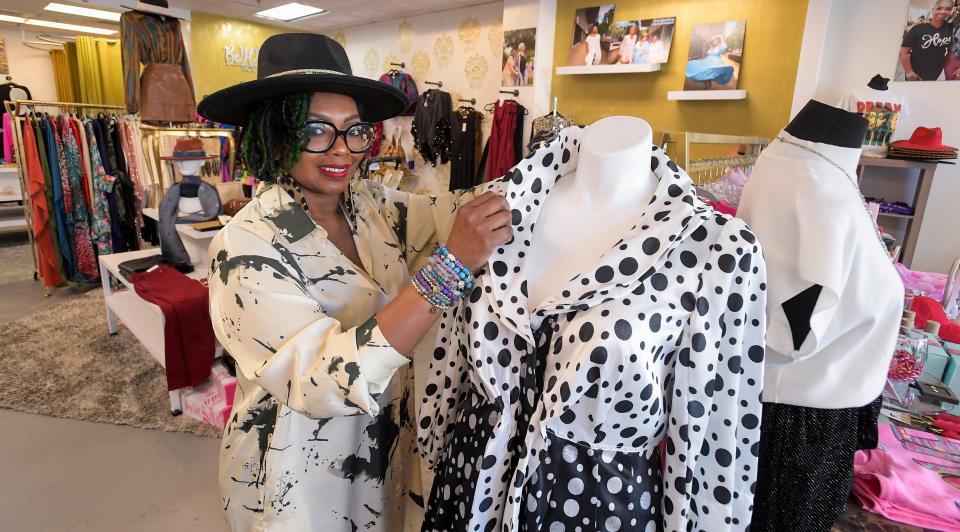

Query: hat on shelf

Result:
[890,127,957,153]
[121,0,184,19]
[160,138,218,161]
[198,33,409,127]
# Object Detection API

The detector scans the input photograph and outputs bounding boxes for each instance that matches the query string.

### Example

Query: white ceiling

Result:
[0,0,498,35]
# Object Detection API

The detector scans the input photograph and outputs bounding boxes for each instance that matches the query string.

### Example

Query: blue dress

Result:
[685,43,734,84]
[632,40,650,64]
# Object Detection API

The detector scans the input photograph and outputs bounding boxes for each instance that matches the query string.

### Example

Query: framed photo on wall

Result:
[503,28,536,86]
[894,0,960,81]
[683,20,746,90]
[567,4,616,67]
[607,17,676,66]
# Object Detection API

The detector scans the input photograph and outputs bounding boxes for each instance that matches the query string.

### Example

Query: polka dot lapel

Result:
[485,126,710,343]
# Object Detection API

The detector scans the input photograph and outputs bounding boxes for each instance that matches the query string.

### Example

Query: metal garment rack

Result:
[3,99,129,290]
[658,131,769,185]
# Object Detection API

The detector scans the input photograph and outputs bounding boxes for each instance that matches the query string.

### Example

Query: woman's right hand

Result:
[445,191,512,271]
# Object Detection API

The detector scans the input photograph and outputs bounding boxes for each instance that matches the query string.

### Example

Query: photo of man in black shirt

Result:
[899,0,955,81]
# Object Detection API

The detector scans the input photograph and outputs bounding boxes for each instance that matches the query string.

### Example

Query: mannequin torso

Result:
[526,116,658,310]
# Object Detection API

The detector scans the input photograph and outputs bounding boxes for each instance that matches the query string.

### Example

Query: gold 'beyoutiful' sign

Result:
[224,44,258,73]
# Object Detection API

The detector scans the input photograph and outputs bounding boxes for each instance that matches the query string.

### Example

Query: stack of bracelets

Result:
[411,245,477,312]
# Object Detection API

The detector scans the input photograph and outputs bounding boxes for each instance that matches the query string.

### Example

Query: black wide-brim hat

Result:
[198,33,408,127]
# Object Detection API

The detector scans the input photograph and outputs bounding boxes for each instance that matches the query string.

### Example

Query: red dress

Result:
[22,120,64,288]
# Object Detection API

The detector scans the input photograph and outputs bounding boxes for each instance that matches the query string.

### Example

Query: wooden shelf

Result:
[877,212,915,220]
[667,89,747,101]
[858,157,939,170]
[556,63,661,75]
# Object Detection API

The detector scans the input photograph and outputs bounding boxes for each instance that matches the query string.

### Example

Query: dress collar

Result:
[484,126,711,341]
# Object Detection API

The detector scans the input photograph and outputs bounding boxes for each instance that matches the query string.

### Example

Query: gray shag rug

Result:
[0,289,220,437]
[0,231,35,285]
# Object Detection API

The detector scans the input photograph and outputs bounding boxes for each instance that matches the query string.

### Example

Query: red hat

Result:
[890,127,957,153]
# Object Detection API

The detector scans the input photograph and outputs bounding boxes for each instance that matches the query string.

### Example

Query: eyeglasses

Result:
[300,120,376,154]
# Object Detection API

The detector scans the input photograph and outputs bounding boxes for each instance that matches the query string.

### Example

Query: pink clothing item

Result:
[2,113,12,163]
[852,424,960,530]
[896,262,947,301]
[708,199,737,216]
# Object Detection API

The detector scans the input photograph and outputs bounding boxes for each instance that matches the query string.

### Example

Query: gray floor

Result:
[0,252,229,531]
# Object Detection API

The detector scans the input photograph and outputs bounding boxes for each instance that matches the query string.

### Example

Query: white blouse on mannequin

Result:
[419,126,767,532]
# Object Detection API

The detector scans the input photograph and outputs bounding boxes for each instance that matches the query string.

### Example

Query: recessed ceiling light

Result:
[0,14,117,35]
[44,3,122,22]
[255,3,325,22]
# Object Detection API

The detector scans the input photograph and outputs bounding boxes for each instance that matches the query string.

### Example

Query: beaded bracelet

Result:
[411,244,477,312]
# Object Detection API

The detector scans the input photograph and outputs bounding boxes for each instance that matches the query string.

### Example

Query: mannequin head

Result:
[176,159,205,176]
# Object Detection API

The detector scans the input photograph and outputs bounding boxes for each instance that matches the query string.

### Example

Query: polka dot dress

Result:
[418,126,768,532]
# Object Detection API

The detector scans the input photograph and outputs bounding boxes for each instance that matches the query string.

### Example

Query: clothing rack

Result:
[500,89,520,97]
[390,62,405,69]
[458,98,477,106]
[424,80,443,88]
[3,99,130,291]
[659,131,769,185]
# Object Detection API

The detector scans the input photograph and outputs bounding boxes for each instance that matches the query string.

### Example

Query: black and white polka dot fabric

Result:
[417,126,768,532]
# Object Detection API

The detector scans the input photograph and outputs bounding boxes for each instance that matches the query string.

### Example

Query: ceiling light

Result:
[44,3,122,22]
[255,3,325,22]
[0,14,116,35]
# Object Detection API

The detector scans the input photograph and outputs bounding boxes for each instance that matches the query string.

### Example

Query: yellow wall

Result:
[552,0,809,139]
[189,12,290,100]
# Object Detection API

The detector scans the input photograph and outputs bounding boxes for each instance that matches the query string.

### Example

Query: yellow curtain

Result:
[63,42,82,102]
[49,49,76,102]
[72,37,125,106]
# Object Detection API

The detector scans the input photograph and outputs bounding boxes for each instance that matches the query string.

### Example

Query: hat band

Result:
[265,68,346,79]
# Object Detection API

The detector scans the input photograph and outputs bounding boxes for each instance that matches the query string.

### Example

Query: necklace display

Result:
[775,136,893,260]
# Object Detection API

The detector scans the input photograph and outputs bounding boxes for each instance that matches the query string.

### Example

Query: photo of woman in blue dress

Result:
[683,20,746,90]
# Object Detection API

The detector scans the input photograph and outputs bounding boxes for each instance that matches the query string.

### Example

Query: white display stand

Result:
[556,63,661,75]
[98,248,218,415]
[0,166,26,232]
[142,207,224,268]
[667,89,747,101]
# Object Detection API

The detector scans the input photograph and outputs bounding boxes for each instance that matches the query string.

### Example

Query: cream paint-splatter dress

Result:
[209,180,467,531]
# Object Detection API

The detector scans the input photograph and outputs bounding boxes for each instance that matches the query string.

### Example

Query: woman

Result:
[648,33,665,63]
[899,0,953,81]
[197,33,511,532]
[517,42,528,84]
[502,47,521,86]
[584,25,602,65]
[618,24,638,64]
[632,32,651,65]
[944,12,960,80]
[684,34,735,88]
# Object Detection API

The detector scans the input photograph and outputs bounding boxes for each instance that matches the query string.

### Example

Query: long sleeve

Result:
[121,13,142,114]
[662,219,767,532]
[376,180,491,272]
[208,225,410,419]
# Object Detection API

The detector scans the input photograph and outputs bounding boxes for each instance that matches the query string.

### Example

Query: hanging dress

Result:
[684,43,735,85]
[59,116,98,279]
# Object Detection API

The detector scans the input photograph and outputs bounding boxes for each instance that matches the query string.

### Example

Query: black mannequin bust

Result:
[867,74,890,90]
[780,100,868,349]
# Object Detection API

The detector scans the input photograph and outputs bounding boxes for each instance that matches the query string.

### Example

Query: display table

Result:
[98,247,216,415]
[141,207,224,268]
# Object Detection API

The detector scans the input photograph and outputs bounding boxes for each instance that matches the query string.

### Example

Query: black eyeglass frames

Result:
[300,120,376,154]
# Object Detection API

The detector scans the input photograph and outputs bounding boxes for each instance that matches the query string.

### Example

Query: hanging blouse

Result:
[120,12,194,116]
[419,127,768,532]
[86,121,117,255]
[411,89,453,166]
[22,118,63,288]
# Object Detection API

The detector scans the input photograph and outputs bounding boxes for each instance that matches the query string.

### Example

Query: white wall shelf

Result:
[667,90,747,101]
[556,63,661,75]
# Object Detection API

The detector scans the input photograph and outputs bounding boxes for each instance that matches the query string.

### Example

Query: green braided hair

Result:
[240,93,311,181]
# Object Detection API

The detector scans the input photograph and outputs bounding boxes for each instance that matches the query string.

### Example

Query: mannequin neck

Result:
[784,100,867,149]
[868,74,889,90]
[573,116,654,206]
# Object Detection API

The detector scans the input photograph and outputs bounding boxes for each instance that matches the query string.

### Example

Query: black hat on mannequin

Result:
[197,33,409,126]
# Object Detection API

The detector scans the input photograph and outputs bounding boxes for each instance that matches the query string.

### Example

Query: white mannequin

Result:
[176,159,205,214]
[526,116,658,310]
